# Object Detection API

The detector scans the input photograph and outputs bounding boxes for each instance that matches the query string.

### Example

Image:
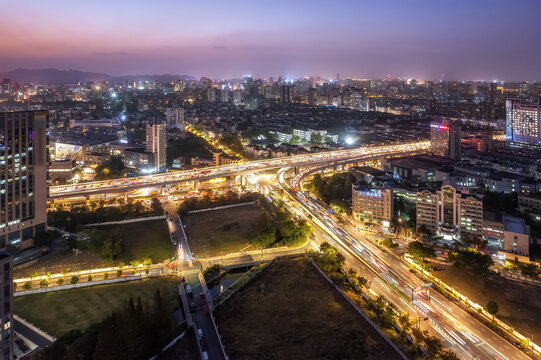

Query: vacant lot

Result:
[183,204,268,257]
[215,258,401,360]
[434,265,541,340]
[14,277,179,337]
[95,219,173,263]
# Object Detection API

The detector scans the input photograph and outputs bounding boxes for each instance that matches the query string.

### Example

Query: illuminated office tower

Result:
[505,98,541,147]
[430,120,461,160]
[145,122,167,171]
[0,111,48,253]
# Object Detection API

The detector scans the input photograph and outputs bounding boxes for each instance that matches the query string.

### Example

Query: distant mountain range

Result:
[0,68,196,85]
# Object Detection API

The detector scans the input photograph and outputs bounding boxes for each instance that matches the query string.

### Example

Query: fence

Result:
[84,215,166,227]
[15,275,142,297]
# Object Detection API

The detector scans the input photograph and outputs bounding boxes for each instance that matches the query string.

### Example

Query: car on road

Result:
[202,351,209,360]
[197,328,203,340]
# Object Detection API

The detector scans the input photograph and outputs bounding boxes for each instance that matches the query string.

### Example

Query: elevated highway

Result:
[49,141,429,199]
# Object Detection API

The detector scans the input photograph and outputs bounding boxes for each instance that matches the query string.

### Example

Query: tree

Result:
[39,279,50,288]
[23,282,32,290]
[381,237,398,249]
[70,276,79,284]
[520,263,539,277]
[408,241,436,260]
[150,197,164,216]
[103,273,109,280]
[116,270,123,278]
[56,278,64,286]
[30,271,39,279]
[87,275,93,282]
[487,300,499,320]
[424,336,443,358]
[448,248,494,274]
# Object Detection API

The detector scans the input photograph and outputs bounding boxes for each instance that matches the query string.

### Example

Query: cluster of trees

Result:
[505,259,540,277]
[310,172,355,205]
[253,198,312,248]
[177,191,263,215]
[380,238,398,249]
[48,199,162,232]
[310,242,347,285]
[94,156,131,180]
[203,264,224,281]
[31,290,176,360]
[407,241,436,260]
[79,228,124,261]
[220,134,245,156]
[448,248,494,274]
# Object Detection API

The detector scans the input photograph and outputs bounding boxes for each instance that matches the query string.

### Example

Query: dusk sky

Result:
[1,0,540,81]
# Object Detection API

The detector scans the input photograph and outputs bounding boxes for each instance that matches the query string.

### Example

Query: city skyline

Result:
[2,0,541,81]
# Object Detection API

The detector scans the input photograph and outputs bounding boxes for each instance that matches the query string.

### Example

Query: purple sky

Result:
[1,0,540,80]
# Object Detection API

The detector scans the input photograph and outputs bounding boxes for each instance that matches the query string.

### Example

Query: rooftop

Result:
[503,215,528,235]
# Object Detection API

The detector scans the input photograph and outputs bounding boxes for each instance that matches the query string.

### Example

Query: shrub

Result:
[46,271,52,278]
[56,278,64,286]
[130,260,140,267]
[103,273,109,280]
[142,257,153,266]
[70,276,79,284]
[23,282,32,290]
[39,279,50,288]
[30,271,40,279]
[87,275,93,282]
[116,270,123,278]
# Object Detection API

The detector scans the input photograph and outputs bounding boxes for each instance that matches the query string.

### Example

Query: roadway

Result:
[278,166,530,360]
[49,141,429,199]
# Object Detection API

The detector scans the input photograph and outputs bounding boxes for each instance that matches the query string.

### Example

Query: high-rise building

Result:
[0,251,13,360]
[416,185,483,240]
[358,98,370,112]
[0,111,48,252]
[505,98,541,147]
[280,85,292,103]
[165,107,185,131]
[430,120,461,160]
[352,185,393,224]
[0,79,10,96]
[145,122,167,171]
[307,87,317,105]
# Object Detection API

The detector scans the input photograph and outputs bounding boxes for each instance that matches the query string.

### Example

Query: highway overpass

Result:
[49,141,429,199]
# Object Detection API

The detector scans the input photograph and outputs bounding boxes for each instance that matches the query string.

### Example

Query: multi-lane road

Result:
[278,166,530,360]
[49,141,429,199]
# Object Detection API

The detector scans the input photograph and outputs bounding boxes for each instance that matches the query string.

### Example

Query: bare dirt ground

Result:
[215,258,402,360]
[183,204,268,258]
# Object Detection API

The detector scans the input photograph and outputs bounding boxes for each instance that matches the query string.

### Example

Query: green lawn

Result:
[14,277,179,337]
[95,220,174,263]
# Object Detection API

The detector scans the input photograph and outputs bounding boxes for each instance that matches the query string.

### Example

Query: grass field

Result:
[215,258,401,360]
[14,277,179,337]
[434,265,541,341]
[183,203,268,257]
[95,219,173,263]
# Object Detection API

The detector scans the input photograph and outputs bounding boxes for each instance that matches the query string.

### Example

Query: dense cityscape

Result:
[1,0,541,359]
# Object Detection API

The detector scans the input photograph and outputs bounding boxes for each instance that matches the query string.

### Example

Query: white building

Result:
[146,122,167,171]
